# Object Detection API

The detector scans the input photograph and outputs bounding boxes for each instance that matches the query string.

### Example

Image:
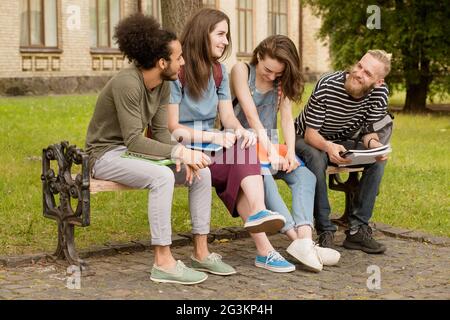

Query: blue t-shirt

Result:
[170,63,231,131]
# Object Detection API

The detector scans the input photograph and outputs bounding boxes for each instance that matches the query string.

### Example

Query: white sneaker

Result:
[315,246,341,266]
[286,239,323,272]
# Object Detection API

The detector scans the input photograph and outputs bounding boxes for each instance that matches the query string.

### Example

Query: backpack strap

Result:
[212,62,223,89]
[275,79,282,111]
[178,62,223,93]
[350,112,394,148]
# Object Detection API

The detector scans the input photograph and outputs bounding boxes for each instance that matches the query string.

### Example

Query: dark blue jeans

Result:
[295,138,386,232]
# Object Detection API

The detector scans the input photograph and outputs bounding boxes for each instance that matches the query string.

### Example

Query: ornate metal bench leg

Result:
[54,222,85,266]
[42,141,92,275]
[329,171,361,228]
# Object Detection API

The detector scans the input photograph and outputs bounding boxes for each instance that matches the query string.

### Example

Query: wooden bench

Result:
[41,141,363,269]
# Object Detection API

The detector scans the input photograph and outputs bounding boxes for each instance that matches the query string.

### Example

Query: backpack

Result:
[178,62,223,93]
[351,113,394,146]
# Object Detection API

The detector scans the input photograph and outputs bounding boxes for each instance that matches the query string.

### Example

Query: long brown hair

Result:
[180,8,231,100]
[250,35,304,102]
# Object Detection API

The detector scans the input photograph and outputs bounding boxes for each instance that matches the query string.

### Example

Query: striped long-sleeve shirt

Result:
[295,71,389,141]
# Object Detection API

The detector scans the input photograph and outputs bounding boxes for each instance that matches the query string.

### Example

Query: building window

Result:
[138,0,161,21]
[236,0,253,54]
[90,0,121,49]
[202,0,218,9]
[20,0,58,49]
[268,0,288,36]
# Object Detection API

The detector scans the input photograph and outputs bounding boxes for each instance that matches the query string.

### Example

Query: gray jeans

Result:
[92,146,212,246]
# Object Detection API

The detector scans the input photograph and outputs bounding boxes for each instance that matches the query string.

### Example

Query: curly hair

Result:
[113,13,177,70]
[250,35,304,103]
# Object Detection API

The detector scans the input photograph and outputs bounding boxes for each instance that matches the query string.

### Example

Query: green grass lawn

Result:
[0,90,449,256]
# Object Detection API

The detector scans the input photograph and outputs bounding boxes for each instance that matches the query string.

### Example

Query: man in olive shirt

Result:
[86,14,236,285]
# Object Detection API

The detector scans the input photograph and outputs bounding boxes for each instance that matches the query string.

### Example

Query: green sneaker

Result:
[150,260,208,285]
[191,252,237,276]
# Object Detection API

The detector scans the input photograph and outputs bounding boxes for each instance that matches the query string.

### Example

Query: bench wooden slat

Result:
[73,166,364,194]
[325,166,364,175]
[72,174,133,193]
[89,178,133,193]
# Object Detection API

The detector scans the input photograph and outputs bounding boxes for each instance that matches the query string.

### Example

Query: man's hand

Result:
[181,164,202,185]
[174,147,206,184]
[325,141,352,165]
[174,146,211,171]
[369,139,389,161]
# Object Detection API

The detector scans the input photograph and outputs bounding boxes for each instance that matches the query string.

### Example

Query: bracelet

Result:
[368,138,379,149]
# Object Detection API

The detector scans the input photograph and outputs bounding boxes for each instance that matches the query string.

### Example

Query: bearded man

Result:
[294,50,392,254]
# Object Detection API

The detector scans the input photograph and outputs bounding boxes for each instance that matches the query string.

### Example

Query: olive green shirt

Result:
[85,65,177,170]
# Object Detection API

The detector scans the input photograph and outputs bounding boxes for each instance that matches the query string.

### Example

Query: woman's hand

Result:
[211,132,236,149]
[235,128,257,149]
[284,152,300,173]
[268,153,288,172]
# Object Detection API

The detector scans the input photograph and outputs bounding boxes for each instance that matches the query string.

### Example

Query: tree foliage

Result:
[304,0,449,111]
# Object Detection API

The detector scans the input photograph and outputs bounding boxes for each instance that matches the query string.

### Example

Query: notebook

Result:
[121,151,175,166]
[257,143,304,168]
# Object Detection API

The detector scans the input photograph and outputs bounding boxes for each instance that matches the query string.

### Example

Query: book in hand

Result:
[256,143,304,169]
[257,143,288,169]
[121,151,175,166]
[339,144,392,166]
[185,142,223,152]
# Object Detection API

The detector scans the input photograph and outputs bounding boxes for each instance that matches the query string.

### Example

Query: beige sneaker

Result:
[315,246,341,266]
[286,239,323,272]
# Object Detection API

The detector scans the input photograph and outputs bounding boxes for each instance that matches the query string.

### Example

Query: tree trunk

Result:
[404,81,430,113]
[161,0,203,36]
[403,59,432,113]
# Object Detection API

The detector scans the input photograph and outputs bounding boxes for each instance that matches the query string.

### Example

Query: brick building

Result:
[0,0,330,96]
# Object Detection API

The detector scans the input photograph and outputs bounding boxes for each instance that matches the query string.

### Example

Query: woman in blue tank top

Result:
[231,35,341,271]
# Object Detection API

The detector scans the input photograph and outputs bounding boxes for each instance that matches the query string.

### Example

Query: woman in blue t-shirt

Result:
[231,35,341,271]
[168,9,294,273]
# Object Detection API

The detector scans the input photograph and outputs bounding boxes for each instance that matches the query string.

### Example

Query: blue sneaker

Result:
[244,210,285,234]
[255,250,295,273]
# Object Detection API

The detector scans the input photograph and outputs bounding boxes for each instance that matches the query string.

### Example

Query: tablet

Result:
[186,143,223,152]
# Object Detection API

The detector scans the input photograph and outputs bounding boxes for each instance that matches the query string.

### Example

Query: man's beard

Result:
[161,63,178,81]
[344,72,375,99]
